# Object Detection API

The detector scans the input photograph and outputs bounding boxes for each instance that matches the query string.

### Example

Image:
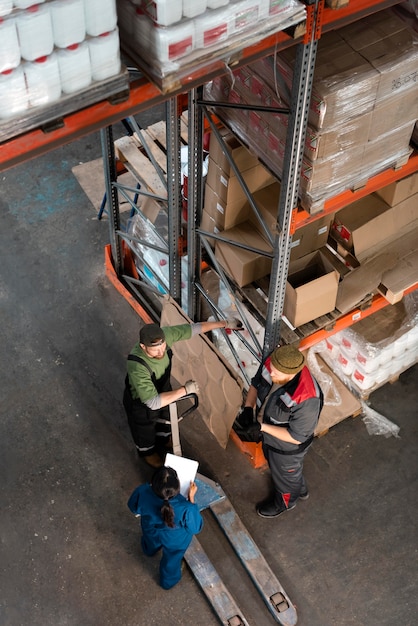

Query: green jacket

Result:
[127,324,192,402]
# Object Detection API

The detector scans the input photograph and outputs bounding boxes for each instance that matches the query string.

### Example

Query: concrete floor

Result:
[1,111,417,626]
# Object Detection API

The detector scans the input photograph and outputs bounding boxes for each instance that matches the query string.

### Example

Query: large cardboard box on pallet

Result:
[338,10,418,102]
[214,221,272,287]
[247,182,334,260]
[283,249,340,327]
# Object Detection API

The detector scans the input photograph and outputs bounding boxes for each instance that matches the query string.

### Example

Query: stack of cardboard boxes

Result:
[204,9,418,213]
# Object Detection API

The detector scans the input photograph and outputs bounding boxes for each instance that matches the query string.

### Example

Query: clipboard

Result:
[165,453,199,498]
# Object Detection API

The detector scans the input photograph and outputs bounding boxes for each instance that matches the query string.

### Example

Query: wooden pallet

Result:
[114,114,190,201]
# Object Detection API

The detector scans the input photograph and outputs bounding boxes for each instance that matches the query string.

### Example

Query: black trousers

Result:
[123,386,171,456]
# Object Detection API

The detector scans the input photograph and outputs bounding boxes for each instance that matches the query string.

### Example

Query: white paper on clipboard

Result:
[165,453,199,498]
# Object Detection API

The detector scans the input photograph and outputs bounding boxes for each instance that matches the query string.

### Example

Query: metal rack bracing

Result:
[1,0,417,388]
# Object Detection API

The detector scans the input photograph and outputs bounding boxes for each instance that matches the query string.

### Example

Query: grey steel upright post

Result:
[263,2,321,360]
[100,126,123,274]
[187,86,205,320]
[166,97,182,306]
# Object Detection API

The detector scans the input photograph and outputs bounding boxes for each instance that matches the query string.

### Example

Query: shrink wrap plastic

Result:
[318,291,418,398]
[204,9,418,212]
[116,0,306,92]
[0,0,123,126]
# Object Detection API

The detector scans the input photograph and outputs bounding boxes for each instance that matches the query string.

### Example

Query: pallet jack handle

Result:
[168,393,198,457]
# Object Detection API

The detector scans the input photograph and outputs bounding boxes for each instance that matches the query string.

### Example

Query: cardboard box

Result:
[204,183,250,230]
[338,10,418,101]
[200,209,221,248]
[331,192,418,263]
[283,250,340,327]
[362,122,415,174]
[375,171,418,206]
[331,194,393,262]
[247,182,334,259]
[368,88,418,141]
[206,159,275,206]
[304,112,371,161]
[214,221,273,287]
[378,248,418,303]
[209,129,259,174]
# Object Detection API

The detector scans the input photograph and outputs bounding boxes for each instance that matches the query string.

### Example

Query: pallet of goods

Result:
[204,8,418,213]
[116,0,306,94]
[318,292,418,400]
[0,0,128,142]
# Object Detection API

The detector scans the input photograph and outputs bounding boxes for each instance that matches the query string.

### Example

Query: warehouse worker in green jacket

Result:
[123,319,242,468]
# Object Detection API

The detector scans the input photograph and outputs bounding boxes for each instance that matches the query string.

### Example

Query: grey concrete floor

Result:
[1,111,417,626]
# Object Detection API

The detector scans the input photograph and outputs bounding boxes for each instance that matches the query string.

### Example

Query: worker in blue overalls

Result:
[128,466,203,589]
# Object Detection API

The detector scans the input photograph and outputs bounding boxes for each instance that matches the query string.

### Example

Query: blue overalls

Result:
[128,483,203,589]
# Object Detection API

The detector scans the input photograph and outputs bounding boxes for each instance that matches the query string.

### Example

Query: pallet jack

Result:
[168,396,298,626]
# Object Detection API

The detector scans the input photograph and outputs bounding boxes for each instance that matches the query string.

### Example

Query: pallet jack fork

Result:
[169,397,298,626]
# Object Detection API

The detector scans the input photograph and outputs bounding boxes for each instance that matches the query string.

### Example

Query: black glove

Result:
[245,421,262,443]
[235,406,254,429]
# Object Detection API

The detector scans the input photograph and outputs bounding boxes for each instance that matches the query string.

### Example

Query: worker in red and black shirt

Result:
[235,344,323,519]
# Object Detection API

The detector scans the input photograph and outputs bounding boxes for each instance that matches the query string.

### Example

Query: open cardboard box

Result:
[284,249,340,327]
[214,221,272,287]
[331,192,418,263]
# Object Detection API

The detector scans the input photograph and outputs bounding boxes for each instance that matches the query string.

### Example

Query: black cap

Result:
[139,324,166,347]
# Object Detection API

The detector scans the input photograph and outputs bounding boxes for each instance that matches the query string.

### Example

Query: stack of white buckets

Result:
[319,322,418,395]
[0,0,121,121]
[117,0,295,66]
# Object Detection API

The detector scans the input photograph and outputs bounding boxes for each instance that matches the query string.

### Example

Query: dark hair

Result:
[151,466,180,528]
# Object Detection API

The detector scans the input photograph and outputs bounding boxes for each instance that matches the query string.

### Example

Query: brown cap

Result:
[139,324,165,347]
[270,345,305,375]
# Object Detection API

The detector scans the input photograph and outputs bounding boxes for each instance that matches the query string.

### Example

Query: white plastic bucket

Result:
[183,0,207,19]
[84,0,117,36]
[392,332,409,357]
[0,16,20,72]
[351,366,376,391]
[50,0,86,48]
[56,41,91,93]
[24,52,61,105]
[143,18,195,63]
[194,6,231,49]
[16,3,54,61]
[337,347,354,376]
[355,349,380,374]
[374,361,392,386]
[142,0,182,26]
[0,65,28,119]
[405,326,418,350]
[379,343,394,364]
[88,29,121,81]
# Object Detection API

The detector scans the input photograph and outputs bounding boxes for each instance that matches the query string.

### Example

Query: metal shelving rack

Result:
[1,0,417,382]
